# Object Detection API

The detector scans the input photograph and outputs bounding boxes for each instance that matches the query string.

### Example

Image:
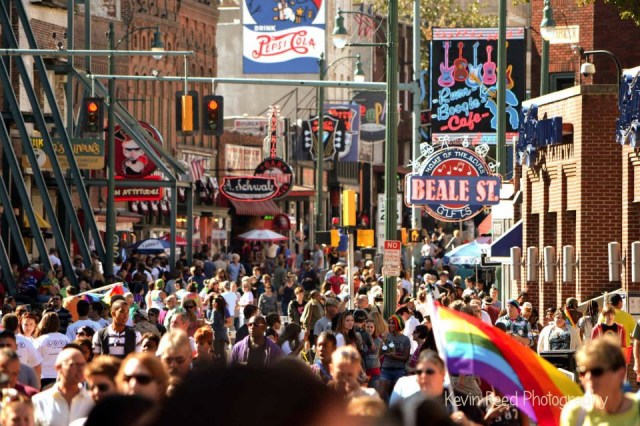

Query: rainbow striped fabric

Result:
[434,304,583,426]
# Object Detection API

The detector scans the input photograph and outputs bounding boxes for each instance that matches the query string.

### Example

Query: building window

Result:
[550,72,575,93]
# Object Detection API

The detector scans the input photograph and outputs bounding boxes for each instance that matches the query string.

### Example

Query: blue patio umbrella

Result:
[129,238,171,254]
[443,240,490,266]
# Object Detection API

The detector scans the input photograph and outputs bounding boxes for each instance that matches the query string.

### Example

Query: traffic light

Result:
[81,97,104,136]
[342,190,357,227]
[175,91,199,135]
[203,95,224,136]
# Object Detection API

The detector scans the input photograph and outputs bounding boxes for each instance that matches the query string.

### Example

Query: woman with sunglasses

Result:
[117,352,169,401]
[390,350,484,424]
[84,355,121,403]
[561,336,640,425]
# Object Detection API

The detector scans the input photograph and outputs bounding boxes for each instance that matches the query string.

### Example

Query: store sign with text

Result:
[113,176,163,202]
[23,136,104,171]
[220,176,279,201]
[242,0,324,73]
[429,27,525,146]
[405,147,501,222]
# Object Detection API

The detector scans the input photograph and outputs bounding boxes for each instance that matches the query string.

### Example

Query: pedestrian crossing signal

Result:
[410,229,422,243]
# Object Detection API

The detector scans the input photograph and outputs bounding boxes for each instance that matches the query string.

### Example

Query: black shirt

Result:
[247,342,267,367]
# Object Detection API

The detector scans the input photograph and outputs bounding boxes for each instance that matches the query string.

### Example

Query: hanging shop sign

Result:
[113,176,163,202]
[429,27,526,146]
[351,91,386,141]
[113,121,162,179]
[516,104,564,166]
[254,157,293,199]
[220,176,279,201]
[300,114,343,161]
[242,0,325,73]
[405,147,501,222]
[617,72,640,147]
[23,135,105,171]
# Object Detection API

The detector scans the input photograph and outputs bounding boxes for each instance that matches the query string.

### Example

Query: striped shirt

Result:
[92,325,142,358]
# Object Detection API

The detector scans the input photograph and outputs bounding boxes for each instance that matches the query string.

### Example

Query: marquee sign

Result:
[220,176,279,201]
[405,147,501,222]
[429,27,526,146]
[254,157,293,199]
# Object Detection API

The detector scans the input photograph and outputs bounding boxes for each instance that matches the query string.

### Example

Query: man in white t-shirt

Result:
[66,300,103,341]
[398,306,420,352]
[313,243,325,272]
[0,330,42,390]
[48,248,62,267]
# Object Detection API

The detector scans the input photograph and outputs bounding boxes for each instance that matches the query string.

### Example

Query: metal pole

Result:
[496,0,507,177]
[84,0,91,71]
[383,0,399,319]
[315,54,325,235]
[347,231,354,310]
[105,22,116,278]
[410,0,421,230]
[540,39,550,95]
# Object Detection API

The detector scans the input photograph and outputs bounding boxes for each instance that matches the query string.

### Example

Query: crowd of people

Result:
[0,235,638,425]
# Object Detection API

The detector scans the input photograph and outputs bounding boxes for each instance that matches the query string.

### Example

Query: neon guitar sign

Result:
[429,27,526,145]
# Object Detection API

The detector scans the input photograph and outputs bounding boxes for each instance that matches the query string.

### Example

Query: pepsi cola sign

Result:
[405,147,501,222]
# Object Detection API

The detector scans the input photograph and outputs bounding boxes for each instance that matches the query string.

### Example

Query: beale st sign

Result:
[405,147,501,222]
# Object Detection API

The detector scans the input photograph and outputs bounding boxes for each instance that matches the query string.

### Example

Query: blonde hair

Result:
[116,352,169,398]
[576,335,625,372]
[368,311,388,337]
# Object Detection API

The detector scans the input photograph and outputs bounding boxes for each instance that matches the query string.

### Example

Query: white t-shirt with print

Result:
[16,334,43,368]
[35,332,70,379]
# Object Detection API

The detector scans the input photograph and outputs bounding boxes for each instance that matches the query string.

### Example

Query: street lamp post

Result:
[540,0,556,95]
[315,54,365,236]
[105,23,164,277]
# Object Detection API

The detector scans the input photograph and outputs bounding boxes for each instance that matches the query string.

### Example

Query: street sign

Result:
[383,240,402,277]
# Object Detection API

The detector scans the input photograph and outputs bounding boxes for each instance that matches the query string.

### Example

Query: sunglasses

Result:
[578,367,607,378]
[123,374,154,385]
[76,332,87,337]
[90,383,111,392]
[415,368,437,376]
[185,305,196,309]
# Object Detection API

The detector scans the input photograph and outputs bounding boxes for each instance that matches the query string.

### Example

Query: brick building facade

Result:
[519,1,640,311]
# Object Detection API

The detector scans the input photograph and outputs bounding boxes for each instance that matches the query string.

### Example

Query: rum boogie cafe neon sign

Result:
[220,176,279,201]
[405,147,501,222]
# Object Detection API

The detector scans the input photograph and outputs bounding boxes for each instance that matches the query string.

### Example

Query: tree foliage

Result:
[577,0,639,25]
[373,0,498,70]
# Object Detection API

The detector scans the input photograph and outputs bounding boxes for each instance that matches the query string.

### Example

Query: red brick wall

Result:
[530,0,640,98]
[521,85,622,313]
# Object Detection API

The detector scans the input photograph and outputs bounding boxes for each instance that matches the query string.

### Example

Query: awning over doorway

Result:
[488,220,523,258]
[23,211,51,229]
[228,199,281,216]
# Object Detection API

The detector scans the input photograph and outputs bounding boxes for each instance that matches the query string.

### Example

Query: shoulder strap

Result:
[124,327,137,355]
[99,328,110,355]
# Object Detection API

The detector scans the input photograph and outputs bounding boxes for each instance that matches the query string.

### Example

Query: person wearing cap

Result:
[133,309,160,337]
[496,299,532,346]
[378,315,411,402]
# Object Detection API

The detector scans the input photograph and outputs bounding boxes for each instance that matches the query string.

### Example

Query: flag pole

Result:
[426,288,460,413]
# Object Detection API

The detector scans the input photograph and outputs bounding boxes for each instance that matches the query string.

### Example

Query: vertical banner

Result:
[243,0,325,74]
[429,28,526,146]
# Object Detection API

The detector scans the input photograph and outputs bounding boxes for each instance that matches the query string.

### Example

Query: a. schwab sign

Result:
[405,147,501,222]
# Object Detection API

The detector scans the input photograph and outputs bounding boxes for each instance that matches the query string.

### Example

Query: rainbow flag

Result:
[102,284,125,304]
[564,307,577,328]
[434,304,583,426]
